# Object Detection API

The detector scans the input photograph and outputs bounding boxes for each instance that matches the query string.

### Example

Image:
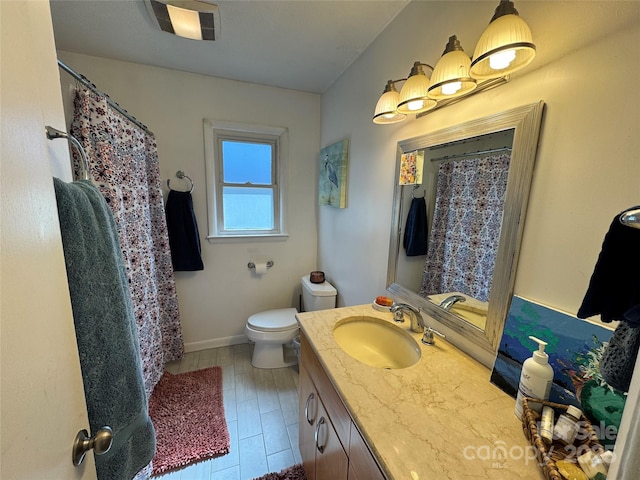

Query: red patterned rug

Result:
[253,464,307,480]
[149,367,230,476]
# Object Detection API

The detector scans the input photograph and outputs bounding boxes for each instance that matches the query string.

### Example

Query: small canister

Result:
[310,271,325,283]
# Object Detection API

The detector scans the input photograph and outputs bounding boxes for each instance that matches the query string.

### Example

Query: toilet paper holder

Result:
[248,260,274,270]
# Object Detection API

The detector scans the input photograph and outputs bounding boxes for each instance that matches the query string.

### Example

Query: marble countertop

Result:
[296,304,545,480]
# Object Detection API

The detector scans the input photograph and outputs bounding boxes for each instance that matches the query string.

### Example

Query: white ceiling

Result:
[49,0,409,94]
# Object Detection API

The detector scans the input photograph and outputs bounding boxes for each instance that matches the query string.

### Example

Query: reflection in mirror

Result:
[397,130,514,331]
[387,102,544,358]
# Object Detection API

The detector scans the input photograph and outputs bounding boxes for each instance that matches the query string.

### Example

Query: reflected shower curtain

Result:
[419,153,510,302]
[71,88,184,400]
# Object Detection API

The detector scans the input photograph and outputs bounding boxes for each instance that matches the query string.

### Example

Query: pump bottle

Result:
[514,336,554,419]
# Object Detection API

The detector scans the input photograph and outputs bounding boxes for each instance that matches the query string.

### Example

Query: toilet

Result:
[245,274,337,368]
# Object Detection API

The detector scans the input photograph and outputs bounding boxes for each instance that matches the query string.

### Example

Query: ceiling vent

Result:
[146,0,220,41]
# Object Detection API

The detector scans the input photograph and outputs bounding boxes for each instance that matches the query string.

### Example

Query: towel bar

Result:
[45,126,90,181]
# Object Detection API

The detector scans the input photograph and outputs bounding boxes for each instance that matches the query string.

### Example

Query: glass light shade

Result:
[167,4,203,40]
[373,88,406,125]
[428,47,477,100]
[148,0,218,41]
[470,9,535,80]
[397,71,436,115]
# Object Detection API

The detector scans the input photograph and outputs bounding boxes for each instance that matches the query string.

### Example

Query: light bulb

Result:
[489,49,517,70]
[408,99,424,111]
[383,113,396,119]
[441,81,462,96]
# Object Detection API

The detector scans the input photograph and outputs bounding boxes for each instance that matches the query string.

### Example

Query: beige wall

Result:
[55,2,640,353]
[57,51,321,350]
[319,1,639,324]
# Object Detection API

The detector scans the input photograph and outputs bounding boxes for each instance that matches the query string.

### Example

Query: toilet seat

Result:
[247,308,298,333]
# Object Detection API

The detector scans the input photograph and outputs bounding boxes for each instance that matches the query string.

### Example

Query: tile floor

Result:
[160,343,302,480]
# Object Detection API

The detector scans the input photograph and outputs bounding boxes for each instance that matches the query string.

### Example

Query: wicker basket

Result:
[521,397,605,480]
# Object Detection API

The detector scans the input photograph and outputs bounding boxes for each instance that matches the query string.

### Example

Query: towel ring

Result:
[167,170,194,193]
[620,208,640,230]
[411,185,425,198]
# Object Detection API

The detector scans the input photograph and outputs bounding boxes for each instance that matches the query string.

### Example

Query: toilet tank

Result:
[301,274,337,311]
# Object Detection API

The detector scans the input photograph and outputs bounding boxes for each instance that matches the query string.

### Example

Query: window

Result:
[204,120,288,239]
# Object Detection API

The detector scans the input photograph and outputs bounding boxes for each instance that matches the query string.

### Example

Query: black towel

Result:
[403,196,429,256]
[165,189,204,271]
[577,206,640,326]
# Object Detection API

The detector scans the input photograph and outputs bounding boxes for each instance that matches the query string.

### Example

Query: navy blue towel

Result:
[577,206,640,325]
[403,196,429,256]
[165,190,204,271]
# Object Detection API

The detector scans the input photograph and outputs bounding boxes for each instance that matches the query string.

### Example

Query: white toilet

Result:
[245,274,337,368]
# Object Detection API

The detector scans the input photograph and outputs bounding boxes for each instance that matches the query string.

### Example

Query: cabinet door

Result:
[315,398,348,480]
[348,421,386,480]
[299,365,318,480]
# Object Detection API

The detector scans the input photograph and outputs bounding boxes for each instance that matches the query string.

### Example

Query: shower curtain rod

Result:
[57,59,152,135]
[430,146,512,163]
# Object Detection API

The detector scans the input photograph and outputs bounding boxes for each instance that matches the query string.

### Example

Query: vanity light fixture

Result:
[470,0,536,80]
[373,80,407,124]
[396,62,437,115]
[372,0,535,124]
[427,35,477,100]
[146,0,220,41]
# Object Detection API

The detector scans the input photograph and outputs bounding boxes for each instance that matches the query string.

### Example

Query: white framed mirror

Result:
[387,102,544,354]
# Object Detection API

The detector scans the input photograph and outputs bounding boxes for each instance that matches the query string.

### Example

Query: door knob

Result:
[72,426,113,466]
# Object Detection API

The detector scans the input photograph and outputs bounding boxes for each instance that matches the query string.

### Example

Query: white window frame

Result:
[204,119,289,240]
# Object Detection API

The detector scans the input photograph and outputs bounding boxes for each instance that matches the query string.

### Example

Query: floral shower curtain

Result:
[71,88,184,399]
[419,152,510,302]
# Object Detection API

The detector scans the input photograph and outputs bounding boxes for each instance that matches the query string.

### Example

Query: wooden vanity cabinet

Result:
[299,364,348,480]
[348,421,386,480]
[299,333,387,480]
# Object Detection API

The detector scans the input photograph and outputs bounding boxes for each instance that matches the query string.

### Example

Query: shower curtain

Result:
[419,152,510,302]
[71,88,184,400]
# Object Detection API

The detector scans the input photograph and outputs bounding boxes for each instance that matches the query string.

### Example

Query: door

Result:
[1,1,97,479]
[314,398,348,480]
[299,365,318,480]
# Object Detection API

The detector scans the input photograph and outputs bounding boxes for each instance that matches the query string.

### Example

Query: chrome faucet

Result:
[390,303,446,345]
[439,294,466,311]
[390,303,424,333]
[422,326,446,346]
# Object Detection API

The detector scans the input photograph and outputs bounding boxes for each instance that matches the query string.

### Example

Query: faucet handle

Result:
[392,309,405,323]
[421,326,445,346]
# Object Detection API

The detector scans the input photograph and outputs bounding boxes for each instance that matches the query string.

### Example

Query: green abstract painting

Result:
[491,296,626,450]
[319,139,349,208]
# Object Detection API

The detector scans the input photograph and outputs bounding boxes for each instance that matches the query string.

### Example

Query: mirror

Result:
[387,102,544,354]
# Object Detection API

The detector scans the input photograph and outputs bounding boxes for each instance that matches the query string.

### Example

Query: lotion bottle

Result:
[514,336,554,419]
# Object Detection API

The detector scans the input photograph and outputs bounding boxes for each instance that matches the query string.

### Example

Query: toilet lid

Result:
[248,308,298,332]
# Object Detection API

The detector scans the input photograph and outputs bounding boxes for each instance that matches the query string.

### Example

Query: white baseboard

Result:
[184,334,249,353]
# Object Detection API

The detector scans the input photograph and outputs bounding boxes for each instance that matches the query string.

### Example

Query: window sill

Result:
[206,233,289,243]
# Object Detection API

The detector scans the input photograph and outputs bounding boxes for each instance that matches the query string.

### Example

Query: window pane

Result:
[222,140,272,184]
[222,186,274,230]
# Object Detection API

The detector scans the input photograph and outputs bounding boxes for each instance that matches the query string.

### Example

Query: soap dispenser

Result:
[514,336,554,420]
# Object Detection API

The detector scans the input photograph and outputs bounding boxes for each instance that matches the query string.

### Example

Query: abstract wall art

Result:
[491,296,626,448]
[319,138,349,208]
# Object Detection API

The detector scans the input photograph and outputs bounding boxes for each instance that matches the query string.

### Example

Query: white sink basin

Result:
[333,316,421,369]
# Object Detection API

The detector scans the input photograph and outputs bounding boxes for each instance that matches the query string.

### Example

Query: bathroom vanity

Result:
[297,305,544,480]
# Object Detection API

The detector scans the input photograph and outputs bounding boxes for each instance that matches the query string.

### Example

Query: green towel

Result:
[53,178,155,480]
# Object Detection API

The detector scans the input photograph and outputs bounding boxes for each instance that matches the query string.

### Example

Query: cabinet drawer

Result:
[301,332,351,450]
